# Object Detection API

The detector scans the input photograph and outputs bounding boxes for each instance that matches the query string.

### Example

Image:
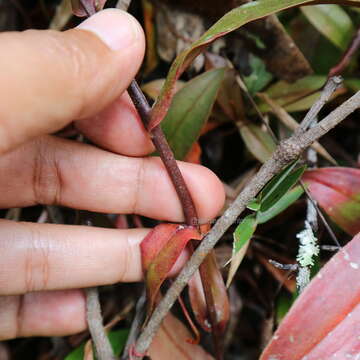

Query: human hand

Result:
[0,10,225,340]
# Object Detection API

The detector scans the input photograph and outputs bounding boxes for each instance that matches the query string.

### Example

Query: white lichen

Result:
[296,222,320,292]
[296,222,320,267]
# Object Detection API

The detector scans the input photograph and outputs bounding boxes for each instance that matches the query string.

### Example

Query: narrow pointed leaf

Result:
[260,166,306,212]
[258,160,306,213]
[257,185,304,224]
[141,224,202,315]
[161,68,225,160]
[227,214,257,286]
[189,253,230,333]
[260,234,360,360]
[301,5,354,50]
[148,0,336,130]
[264,75,327,105]
[260,161,299,200]
[238,123,276,163]
[302,167,360,235]
[247,199,261,211]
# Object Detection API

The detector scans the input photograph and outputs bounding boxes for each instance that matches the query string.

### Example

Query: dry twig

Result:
[85,287,116,360]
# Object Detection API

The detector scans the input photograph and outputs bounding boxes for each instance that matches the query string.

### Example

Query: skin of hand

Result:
[0,9,225,340]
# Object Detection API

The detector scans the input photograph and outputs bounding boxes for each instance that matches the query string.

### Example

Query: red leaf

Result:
[184,142,202,164]
[188,270,209,332]
[71,0,107,17]
[260,234,360,360]
[141,224,202,315]
[189,253,230,334]
[302,167,360,235]
[141,224,179,270]
[303,302,360,359]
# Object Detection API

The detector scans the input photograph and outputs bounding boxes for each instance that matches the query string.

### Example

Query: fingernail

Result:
[77,9,142,51]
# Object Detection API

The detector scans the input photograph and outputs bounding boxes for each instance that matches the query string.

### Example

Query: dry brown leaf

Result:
[147,312,214,360]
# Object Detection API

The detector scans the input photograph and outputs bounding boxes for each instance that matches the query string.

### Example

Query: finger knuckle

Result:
[21,223,51,293]
[32,138,63,206]
[130,158,146,214]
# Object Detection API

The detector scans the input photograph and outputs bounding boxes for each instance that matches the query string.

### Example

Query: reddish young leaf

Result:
[189,253,230,334]
[260,233,360,360]
[302,167,360,235]
[141,223,180,270]
[141,224,202,315]
[71,0,107,17]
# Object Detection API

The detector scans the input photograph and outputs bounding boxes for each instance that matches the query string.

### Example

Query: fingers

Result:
[0,290,86,340]
[0,219,189,297]
[76,93,154,156]
[0,220,146,295]
[0,136,225,223]
[0,9,145,155]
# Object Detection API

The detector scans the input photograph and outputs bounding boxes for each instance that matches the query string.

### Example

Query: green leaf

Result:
[65,329,129,360]
[108,330,130,356]
[243,54,273,94]
[261,165,306,212]
[161,68,225,160]
[226,214,257,287]
[247,199,261,211]
[257,75,327,113]
[260,161,299,201]
[257,185,304,223]
[301,5,354,50]
[65,344,84,360]
[239,123,276,163]
[149,0,334,130]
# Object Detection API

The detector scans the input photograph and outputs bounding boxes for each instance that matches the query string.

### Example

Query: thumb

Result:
[0,9,145,154]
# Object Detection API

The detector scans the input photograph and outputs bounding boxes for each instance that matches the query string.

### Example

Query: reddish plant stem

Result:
[128,80,198,226]
[177,294,201,344]
[128,80,224,359]
[329,25,360,77]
